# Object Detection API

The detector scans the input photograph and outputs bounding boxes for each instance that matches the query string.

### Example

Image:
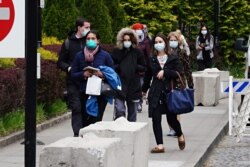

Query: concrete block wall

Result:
[79,117,149,167]
[39,133,122,167]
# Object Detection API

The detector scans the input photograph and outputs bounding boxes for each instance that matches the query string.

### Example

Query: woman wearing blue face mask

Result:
[111,28,146,122]
[196,25,214,71]
[71,30,114,128]
[142,33,185,153]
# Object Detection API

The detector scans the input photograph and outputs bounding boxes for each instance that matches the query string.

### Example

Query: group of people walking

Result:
[57,17,214,153]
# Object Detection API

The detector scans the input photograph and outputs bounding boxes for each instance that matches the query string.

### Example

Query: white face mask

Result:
[81,28,90,37]
[169,41,178,48]
[134,30,145,42]
[123,41,132,48]
[154,43,165,51]
[201,30,207,35]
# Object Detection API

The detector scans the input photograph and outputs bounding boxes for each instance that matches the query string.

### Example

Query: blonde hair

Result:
[167,31,184,50]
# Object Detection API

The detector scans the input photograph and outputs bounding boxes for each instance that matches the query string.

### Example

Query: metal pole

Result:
[214,0,219,46]
[25,0,37,166]
[229,76,233,135]
[37,0,42,48]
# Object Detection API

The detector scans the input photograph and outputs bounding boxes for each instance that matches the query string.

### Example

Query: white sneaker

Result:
[167,129,177,136]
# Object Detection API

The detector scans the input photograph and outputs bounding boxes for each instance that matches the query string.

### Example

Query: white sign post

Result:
[0,0,25,58]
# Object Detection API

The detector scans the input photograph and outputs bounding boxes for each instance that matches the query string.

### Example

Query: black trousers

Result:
[152,102,183,145]
[197,59,212,71]
[67,81,82,136]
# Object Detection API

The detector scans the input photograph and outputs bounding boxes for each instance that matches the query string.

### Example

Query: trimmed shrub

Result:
[37,60,66,108]
[38,47,58,61]
[0,68,25,116]
[79,0,113,43]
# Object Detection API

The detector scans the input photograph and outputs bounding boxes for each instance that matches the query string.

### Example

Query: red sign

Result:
[0,0,15,41]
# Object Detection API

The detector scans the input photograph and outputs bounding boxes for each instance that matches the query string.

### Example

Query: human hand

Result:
[94,70,104,78]
[83,70,93,78]
[157,70,164,80]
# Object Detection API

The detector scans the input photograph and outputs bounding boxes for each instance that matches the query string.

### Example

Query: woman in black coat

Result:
[111,28,146,122]
[142,33,185,153]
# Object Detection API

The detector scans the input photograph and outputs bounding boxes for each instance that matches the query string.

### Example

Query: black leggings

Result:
[152,103,183,145]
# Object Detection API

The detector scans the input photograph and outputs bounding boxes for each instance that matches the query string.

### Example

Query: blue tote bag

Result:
[166,72,194,114]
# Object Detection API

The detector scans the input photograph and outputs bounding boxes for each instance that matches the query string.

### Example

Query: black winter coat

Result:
[142,54,184,117]
[111,47,146,100]
[57,31,85,81]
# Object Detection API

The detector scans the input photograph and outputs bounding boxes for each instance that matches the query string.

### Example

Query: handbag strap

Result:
[170,71,185,90]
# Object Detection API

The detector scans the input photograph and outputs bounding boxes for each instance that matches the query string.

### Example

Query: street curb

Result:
[194,120,229,167]
[0,112,71,148]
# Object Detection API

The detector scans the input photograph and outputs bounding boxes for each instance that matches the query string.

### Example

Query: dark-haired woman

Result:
[196,25,214,71]
[71,30,114,130]
[142,33,185,153]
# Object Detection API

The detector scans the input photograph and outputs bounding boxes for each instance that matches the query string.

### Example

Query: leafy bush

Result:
[0,68,25,116]
[42,35,63,45]
[1,108,25,135]
[37,60,66,108]
[38,47,58,61]
[43,44,62,55]
[0,58,16,68]
[46,99,67,118]
[36,103,47,124]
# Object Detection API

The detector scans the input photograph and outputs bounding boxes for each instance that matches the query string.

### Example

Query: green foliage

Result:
[120,0,178,35]
[0,100,67,137]
[38,47,58,62]
[103,0,127,42]
[79,0,113,43]
[43,0,79,40]
[1,108,25,135]
[46,99,67,118]
[218,0,250,67]
[42,34,63,45]
[0,58,16,68]
[36,103,47,124]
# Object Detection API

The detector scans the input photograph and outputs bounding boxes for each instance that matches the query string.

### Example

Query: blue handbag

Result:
[166,72,194,114]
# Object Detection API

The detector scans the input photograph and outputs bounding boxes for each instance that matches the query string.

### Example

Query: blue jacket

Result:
[71,47,114,93]
[86,66,121,117]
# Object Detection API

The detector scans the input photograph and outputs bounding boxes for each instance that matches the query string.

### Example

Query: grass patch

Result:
[0,108,25,136]
[0,99,68,137]
[46,99,68,118]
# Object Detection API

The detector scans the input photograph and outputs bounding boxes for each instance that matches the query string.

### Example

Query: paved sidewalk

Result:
[0,98,228,167]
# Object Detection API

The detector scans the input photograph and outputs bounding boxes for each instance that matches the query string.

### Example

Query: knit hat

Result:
[131,23,144,30]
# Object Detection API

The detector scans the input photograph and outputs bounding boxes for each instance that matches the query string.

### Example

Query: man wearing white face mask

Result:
[57,17,91,137]
[196,25,214,71]
[111,27,146,122]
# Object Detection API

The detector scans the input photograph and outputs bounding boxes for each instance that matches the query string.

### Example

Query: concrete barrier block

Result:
[203,68,229,99]
[192,73,220,106]
[39,133,121,167]
[79,117,149,167]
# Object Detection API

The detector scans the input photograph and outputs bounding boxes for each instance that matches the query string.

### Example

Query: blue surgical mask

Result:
[154,43,165,51]
[169,41,178,48]
[123,41,132,48]
[86,40,97,49]
[201,30,207,35]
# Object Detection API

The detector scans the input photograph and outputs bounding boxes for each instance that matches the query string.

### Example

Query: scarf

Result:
[84,45,99,62]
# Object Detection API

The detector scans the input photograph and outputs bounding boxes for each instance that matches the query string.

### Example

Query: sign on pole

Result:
[0,0,25,58]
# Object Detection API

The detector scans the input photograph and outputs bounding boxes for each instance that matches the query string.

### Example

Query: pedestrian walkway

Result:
[0,98,228,167]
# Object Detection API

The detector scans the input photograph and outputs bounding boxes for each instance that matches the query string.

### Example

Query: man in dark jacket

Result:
[57,17,90,137]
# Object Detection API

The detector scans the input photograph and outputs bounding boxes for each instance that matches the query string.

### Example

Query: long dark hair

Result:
[198,24,211,42]
[152,33,168,56]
